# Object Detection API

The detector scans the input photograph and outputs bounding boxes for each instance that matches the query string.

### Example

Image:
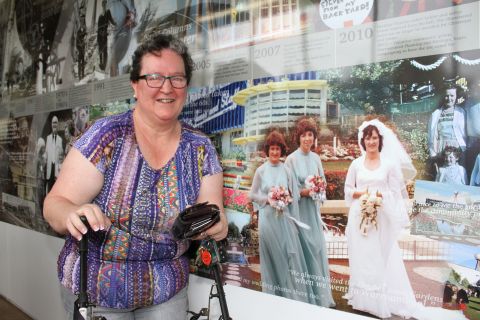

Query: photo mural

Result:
[0,0,479,319]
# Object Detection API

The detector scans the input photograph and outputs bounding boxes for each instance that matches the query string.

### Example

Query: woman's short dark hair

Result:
[130,33,194,84]
[442,146,461,161]
[294,117,318,146]
[443,82,458,93]
[264,130,287,157]
[360,125,383,152]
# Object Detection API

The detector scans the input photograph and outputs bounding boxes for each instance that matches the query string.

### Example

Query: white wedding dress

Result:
[344,156,467,320]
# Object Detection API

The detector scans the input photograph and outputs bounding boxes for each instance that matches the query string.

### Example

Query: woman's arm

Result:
[461,165,468,185]
[284,155,306,198]
[352,190,366,199]
[344,160,364,205]
[249,167,268,207]
[196,172,228,241]
[428,111,438,157]
[435,167,443,182]
[385,161,410,227]
[43,148,110,240]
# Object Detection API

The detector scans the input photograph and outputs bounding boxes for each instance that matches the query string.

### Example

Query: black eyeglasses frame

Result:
[137,73,188,89]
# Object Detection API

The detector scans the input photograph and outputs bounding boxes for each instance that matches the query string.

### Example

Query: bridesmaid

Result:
[285,117,335,307]
[249,129,314,304]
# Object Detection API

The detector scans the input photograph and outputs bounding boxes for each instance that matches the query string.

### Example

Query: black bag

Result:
[172,202,220,239]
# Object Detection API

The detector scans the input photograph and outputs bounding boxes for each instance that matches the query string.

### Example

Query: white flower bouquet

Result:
[359,190,382,236]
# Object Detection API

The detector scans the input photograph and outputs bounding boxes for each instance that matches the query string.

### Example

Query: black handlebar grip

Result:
[78,216,89,310]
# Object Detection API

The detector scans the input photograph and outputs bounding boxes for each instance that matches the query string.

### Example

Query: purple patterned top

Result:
[57,110,222,308]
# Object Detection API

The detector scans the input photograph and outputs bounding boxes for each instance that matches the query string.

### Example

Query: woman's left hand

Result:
[300,188,310,197]
[195,172,228,241]
[199,211,228,241]
[192,211,227,241]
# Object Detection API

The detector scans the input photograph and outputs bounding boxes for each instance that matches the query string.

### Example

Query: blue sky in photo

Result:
[446,241,479,269]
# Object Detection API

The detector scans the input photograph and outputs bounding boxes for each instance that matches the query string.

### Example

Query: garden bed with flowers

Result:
[223,187,249,213]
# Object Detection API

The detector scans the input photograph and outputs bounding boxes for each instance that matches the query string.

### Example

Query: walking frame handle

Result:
[73,216,106,320]
[188,239,232,320]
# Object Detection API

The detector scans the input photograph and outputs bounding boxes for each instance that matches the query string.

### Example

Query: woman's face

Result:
[75,107,89,130]
[299,131,315,152]
[131,49,187,124]
[364,130,380,154]
[268,145,282,164]
[445,88,457,108]
[64,128,71,141]
[446,152,457,165]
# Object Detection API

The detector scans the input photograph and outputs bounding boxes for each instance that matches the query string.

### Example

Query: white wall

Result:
[0,221,66,319]
[0,221,370,320]
[188,276,372,320]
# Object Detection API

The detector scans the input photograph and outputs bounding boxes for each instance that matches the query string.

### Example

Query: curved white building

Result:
[232,80,338,150]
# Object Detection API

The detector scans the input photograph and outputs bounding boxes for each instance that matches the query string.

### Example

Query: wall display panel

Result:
[0,1,480,319]
[0,0,11,96]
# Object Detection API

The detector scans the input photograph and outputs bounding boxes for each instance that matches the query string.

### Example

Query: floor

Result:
[0,296,33,320]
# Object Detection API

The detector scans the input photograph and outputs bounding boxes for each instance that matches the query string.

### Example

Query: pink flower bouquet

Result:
[268,186,293,214]
[305,175,327,202]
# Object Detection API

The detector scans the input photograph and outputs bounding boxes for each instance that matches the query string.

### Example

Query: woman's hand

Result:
[195,173,228,241]
[211,212,228,241]
[352,190,367,199]
[195,212,228,241]
[300,188,310,197]
[65,203,111,241]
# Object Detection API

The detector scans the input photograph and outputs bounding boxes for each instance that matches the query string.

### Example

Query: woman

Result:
[285,117,335,307]
[344,119,466,320]
[428,85,466,158]
[35,137,46,215]
[249,130,313,304]
[435,146,468,185]
[43,34,227,319]
[63,119,75,156]
[72,106,90,136]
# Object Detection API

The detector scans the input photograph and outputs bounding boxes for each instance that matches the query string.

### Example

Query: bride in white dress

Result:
[344,119,467,320]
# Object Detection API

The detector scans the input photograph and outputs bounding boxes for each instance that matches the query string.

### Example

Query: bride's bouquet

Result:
[359,190,382,236]
[268,186,293,215]
[305,175,327,203]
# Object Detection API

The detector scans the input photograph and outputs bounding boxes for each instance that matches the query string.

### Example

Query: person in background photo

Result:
[249,129,314,304]
[63,120,75,156]
[107,0,136,76]
[35,137,47,215]
[443,282,454,308]
[43,33,227,319]
[16,116,30,154]
[97,0,115,71]
[284,117,335,308]
[72,106,90,136]
[456,286,469,311]
[470,153,480,186]
[464,82,480,178]
[45,115,63,193]
[428,84,466,171]
[435,146,468,185]
[344,119,465,320]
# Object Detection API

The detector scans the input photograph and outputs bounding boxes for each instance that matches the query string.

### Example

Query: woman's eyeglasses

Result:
[138,73,187,89]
